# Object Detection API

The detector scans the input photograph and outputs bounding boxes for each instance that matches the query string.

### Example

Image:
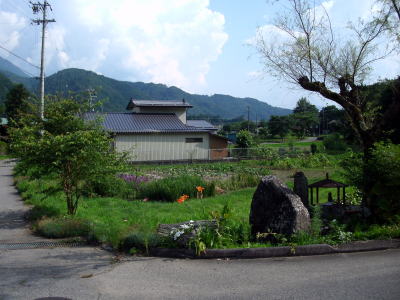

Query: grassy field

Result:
[17,175,255,247]
[15,152,399,251]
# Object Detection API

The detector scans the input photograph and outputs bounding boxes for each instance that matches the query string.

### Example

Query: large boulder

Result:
[249,175,310,238]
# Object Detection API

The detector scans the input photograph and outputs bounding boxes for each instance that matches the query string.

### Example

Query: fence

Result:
[126,146,311,162]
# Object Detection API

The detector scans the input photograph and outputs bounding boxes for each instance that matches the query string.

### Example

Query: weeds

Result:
[35,217,91,238]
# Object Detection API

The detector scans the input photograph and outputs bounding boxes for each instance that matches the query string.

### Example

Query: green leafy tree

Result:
[236,130,254,148]
[239,120,257,133]
[10,98,126,215]
[319,105,344,133]
[290,98,319,138]
[267,115,290,140]
[293,97,318,115]
[341,142,400,222]
[4,84,30,126]
[258,127,269,139]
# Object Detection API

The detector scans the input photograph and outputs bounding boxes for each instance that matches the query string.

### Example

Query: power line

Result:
[0,44,40,69]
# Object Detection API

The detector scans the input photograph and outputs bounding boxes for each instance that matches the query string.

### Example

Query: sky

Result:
[0,0,399,111]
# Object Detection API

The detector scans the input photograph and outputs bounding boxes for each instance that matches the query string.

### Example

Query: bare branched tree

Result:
[255,0,397,156]
[374,0,400,42]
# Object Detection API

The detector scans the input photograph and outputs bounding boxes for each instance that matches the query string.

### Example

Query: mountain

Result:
[0,59,291,120]
[0,72,14,102]
[0,56,29,78]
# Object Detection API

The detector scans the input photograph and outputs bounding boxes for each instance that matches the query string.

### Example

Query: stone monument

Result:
[249,175,310,238]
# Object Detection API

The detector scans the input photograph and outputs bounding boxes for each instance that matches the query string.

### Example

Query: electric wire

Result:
[0,44,40,69]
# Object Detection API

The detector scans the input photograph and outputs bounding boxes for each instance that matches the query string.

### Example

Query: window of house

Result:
[185,137,203,143]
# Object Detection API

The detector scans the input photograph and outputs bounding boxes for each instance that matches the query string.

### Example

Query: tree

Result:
[4,84,30,126]
[293,97,318,115]
[255,0,399,156]
[10,98,126,215]
[374,0,400,42]
[267,115,290,140]
[255,0,400,216]
[291,98,319,138]
[239,120,257,133]
[236,130,254,148]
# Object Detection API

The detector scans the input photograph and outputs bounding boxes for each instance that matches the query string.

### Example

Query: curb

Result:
[148,239,400,259]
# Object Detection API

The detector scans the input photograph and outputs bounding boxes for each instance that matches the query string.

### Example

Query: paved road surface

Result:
[0,159,45,243]
[1,159,400,299]
[1,248,400,299]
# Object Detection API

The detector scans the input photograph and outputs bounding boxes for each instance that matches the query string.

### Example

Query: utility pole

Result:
[87,88,97,112]
[31,1,55,120]
[247,106,250,131]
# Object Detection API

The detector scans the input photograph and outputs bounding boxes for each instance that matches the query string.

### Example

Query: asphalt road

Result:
[1,159,400,299]
[1,248,400,299]
[0,159,44,243]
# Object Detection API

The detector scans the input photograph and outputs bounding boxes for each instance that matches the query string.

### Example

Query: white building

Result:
[86,99,228,162]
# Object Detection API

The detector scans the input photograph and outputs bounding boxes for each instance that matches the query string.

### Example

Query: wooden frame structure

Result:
[308,173,348,206]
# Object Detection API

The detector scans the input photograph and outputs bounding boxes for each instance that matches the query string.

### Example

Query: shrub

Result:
[341,142,400,222]
[139,175,215,202]
[0,141,7,155]
[83,174,131,198]
[270,153,333,169]
[218,173,260,191]
[310,143,317,154]
[236,130,254,148]
[253,146,279,160]
[323,133,348,152]
[35,217,91,238]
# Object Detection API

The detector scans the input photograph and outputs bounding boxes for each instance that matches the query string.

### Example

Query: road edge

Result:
[148,239,400,259]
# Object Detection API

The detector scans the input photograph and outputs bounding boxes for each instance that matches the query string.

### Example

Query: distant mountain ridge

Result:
[0,57,291,120]
[0,56,29,78]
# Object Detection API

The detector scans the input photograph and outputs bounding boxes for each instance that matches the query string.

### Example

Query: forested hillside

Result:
[0,58,291,120]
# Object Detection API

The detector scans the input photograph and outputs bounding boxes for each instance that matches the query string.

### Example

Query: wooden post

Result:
[316,187,319,204]
[343,187,346,205]
[337,187,340,203]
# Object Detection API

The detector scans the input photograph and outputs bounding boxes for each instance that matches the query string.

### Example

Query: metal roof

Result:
[84,112,207,133]
[187,120,217,130]
[308,173,348,188]
[127,99,192,110]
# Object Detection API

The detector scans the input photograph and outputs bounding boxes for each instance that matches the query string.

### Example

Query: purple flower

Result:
[118,174,150,185]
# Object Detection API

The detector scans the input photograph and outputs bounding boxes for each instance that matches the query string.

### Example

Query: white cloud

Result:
[0,0,227,93]
[46,0,228,92]
[0,11,26,52]
[315,0,335,19]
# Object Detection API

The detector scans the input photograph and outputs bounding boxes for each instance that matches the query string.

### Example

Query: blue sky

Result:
[0,0,398,110]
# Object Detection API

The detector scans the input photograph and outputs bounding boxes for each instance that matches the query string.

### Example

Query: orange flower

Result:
[177,194,189,203]
[196,186,205,193]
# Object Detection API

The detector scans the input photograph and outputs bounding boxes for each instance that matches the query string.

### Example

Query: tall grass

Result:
[139,175,215,201]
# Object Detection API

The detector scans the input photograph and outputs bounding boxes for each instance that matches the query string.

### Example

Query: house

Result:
[85,99,228,162]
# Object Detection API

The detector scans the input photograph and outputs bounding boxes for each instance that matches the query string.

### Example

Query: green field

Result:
[14,152,399,252]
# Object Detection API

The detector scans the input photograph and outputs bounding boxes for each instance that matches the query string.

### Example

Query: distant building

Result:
[85,99,228,162]
[0,117,7,126]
